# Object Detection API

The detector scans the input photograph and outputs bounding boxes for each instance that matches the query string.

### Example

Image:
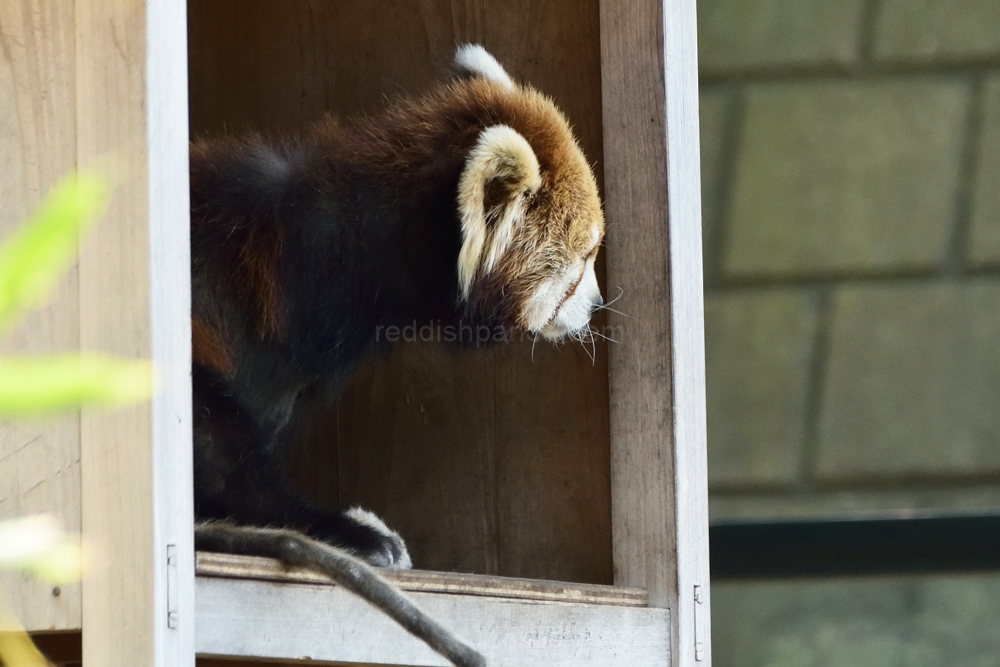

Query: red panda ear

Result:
[453,44,514,89]
[457,125,541,299]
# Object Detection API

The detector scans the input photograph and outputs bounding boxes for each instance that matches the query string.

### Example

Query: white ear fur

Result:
[457,125,541,299]
[454,44,514,89]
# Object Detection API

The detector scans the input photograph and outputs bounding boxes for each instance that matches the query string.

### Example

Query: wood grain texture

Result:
[77,0,156,658]
[196,576,670,667]
[196,552,646,606]
[0,0,82,631]
[600,0,711,665]
[188,0,612,585]
[600,0,675,603]
[76,0,194,664]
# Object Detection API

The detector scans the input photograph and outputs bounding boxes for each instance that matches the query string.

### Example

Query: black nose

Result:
[590,295,604,315]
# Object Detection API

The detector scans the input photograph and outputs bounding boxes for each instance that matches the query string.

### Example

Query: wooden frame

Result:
[0,0,81,632]
[602,1,712,664]
[2,0,708,665]
[1,0,194,664]
[77,0,195,665]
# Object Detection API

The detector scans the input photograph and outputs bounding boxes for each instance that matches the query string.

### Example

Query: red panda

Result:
[190,46,604,666]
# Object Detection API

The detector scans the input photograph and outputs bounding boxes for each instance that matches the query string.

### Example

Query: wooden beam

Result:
[196,576,670,667]
[600,0,711,665]
[76,0,194,664]
[196,552,647,607]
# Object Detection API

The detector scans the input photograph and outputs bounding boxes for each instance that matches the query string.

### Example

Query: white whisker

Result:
[596,287,629,317]
[604,286,625,308]
[597,305,629,317]
[576,330,595,365]
[586,328,621,344]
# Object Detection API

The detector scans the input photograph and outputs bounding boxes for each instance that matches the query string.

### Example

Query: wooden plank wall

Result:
[0,0,82,631]
[75,0,158,652]
[600,0,676,608]
[187,0,613,585]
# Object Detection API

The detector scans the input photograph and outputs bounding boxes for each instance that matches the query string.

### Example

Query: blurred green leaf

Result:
[0,171,109,333]
[0,353,154,415]
[19,539,83,585]
[0,515,82,585]
[0,169,146,666]
[0,599,50,666]
[0,515,59,562]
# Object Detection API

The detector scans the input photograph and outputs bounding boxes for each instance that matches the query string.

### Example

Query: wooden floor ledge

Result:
[196,551,648,607]
[195,552,669,666]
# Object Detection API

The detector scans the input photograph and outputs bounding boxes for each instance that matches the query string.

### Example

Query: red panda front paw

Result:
[340,507,413,570]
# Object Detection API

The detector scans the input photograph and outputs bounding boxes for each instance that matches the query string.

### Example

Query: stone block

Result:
[723,79,968,278]
[968,76,1000,267]
[710,486,1000,523]
[698,0,865,75]
[713,578,912,667]
[816,280,1000,481]
[875,0,1000,63]
[713,575,1000,667]
[909,576,1000,665]
[705,289,817,489]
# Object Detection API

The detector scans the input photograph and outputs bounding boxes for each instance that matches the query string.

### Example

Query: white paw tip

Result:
[346,507,413,570]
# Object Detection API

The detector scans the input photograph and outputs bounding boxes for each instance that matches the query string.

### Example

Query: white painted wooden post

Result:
[664,1,712,664]
[148,1,196,662]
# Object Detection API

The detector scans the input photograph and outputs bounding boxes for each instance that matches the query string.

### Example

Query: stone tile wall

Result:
[699,1,1000,662]
[701,0,1000,518]
[713,574,1000,667]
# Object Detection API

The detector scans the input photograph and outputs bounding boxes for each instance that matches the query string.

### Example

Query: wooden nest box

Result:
[0,1,710,665]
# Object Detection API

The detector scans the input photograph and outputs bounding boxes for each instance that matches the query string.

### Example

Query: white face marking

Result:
[523,224,604,340]
[522,260,584,332]
[539,257,601,340]
[522,257,602,341]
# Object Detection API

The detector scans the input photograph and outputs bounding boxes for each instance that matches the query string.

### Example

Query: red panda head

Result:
[452,46,605,341]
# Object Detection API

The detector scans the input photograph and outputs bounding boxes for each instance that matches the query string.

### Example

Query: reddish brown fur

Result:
[238,223,284,338]
[190,77,601,343]
[192,317,235,378]
[313,77,604,329]
[190,138,286,340]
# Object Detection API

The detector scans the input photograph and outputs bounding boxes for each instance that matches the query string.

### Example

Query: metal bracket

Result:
[694,584,706,661]
[167,544,179,629]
